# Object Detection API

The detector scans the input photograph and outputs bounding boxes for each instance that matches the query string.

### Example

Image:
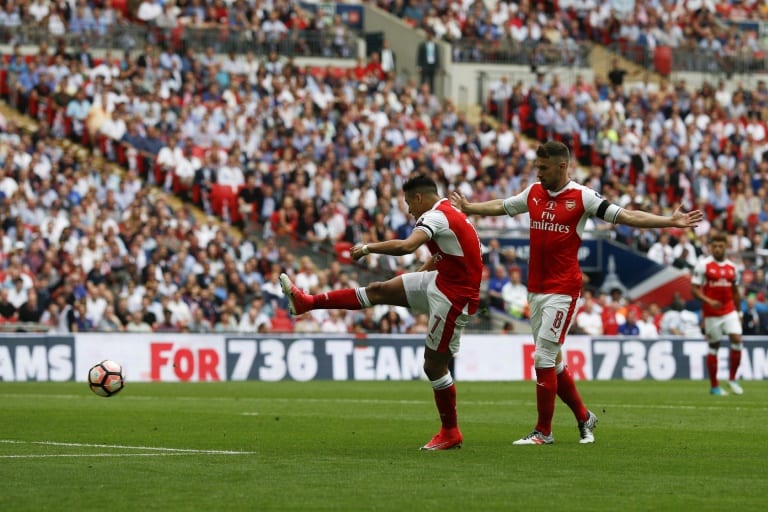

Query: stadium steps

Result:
[0,100,244,243]
[589,44,664,89]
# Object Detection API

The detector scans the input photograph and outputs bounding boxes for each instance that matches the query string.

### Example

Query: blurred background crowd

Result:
[1,0,768,336]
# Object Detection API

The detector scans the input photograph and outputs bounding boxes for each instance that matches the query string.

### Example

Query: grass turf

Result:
[0,380,766,511]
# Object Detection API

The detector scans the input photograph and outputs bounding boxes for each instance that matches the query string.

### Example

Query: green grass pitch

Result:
[1,380,766,511]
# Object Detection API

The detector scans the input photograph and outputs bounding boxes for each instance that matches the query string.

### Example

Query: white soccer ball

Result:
[88,360,125,397]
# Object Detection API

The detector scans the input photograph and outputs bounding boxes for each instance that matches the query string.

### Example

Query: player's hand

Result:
[709,299,723,309]
[351,244,368,260]
[670,207,704,228]
[450,191,467,212]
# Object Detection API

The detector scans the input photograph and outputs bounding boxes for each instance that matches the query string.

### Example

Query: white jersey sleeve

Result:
[502,184,532,216]
[415,208,447,241]
[581,186,622,224]
[690,258,707,286]
[728,259,742,286]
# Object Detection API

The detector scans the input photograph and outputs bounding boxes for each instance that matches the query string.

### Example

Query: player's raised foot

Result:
[578,410,598,444]
[710,386,728,396]
[512,430,554,445]
[727,380,744,395]
[420,427,463,451]
[278,273,312,315]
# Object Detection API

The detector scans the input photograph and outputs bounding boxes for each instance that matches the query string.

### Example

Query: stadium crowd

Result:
[381,0,767,71]
[2,1,768,336]
[0,0,356,58]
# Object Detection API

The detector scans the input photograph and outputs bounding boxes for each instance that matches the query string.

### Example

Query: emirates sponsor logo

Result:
[530,220,571,233]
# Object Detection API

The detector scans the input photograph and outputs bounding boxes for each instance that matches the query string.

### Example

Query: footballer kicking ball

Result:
[88,360,125,397]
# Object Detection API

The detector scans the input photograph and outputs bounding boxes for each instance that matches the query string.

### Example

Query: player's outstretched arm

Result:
[615,207,703,229]
[450,191,507,216]
[351,229,430,260]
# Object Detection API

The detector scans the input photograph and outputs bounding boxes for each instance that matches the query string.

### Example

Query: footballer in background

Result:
[691,233,744,396]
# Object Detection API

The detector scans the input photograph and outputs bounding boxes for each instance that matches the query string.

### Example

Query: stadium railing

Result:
[605,41,767,77]
[0,24,357,59]
[0,322,50,333]
[452,38,591,68]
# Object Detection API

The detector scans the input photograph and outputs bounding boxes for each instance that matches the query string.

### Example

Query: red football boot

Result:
[420,427,463,451]
[279,273,313,315]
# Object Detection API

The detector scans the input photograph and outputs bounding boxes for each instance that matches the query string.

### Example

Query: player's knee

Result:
[364,281,387,302]
[423,359,449,381]
[533,340,559,368]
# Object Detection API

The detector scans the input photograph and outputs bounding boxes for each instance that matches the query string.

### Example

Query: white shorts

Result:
[704,311,742,343]
[402,271,471,355]
[528,293,579,345]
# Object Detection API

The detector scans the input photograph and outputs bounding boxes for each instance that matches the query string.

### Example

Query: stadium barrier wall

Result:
[0,333,766,383]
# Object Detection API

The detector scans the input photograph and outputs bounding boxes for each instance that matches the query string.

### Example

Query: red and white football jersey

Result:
[691,256,740,318]
[503,181,622,297]
[415,198,483,313]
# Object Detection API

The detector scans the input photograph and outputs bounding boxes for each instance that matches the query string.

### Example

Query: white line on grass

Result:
[0,440,256,455]
[1,393,764,412]
[0,453,211,459]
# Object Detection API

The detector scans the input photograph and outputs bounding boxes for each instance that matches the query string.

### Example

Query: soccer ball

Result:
[88,360,125,397]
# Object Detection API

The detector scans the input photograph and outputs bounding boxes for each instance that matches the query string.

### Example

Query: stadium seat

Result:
[270,309,294,333]
[334,241,354,264]
[0,69,8,97]
[209,183,239,221]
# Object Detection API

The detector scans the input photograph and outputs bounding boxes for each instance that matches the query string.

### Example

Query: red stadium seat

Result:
[270,309,293,333]
[209,184,238,221]
[0,69,7,97]
[334,241,353,264]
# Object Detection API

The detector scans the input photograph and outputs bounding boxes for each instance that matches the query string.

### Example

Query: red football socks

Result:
[311,288,363,310]
[534,367,557,436]
[707,353,719,388]
[729,348,742,381]
[433,383,458,429]
[557,365,589,423]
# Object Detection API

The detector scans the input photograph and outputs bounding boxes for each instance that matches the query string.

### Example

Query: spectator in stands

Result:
[0,288,16,321]
[417,29,440,93]
[742,293,768,335]
[637,304,661,339]
[501,267,528,319]
[214,310,238,332]
[486,265,509,311]
[600,300,622,335]
[647,232,674,266]
[618,308,640,336]
[343,206,369,245]
[380,38,396,76]
[238,299,270,333]
[96,304,124,332]
[125,310,152,333]
[66,90,91,137]
[186,307,213,333]
[294,311,321,333]
[155,308,180,332]
[6,276,29,310]
[321,308,349,333]
[660,295,701,338]
[575,296,603,336]
[672,231,700,271]
[67,300,92,332]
